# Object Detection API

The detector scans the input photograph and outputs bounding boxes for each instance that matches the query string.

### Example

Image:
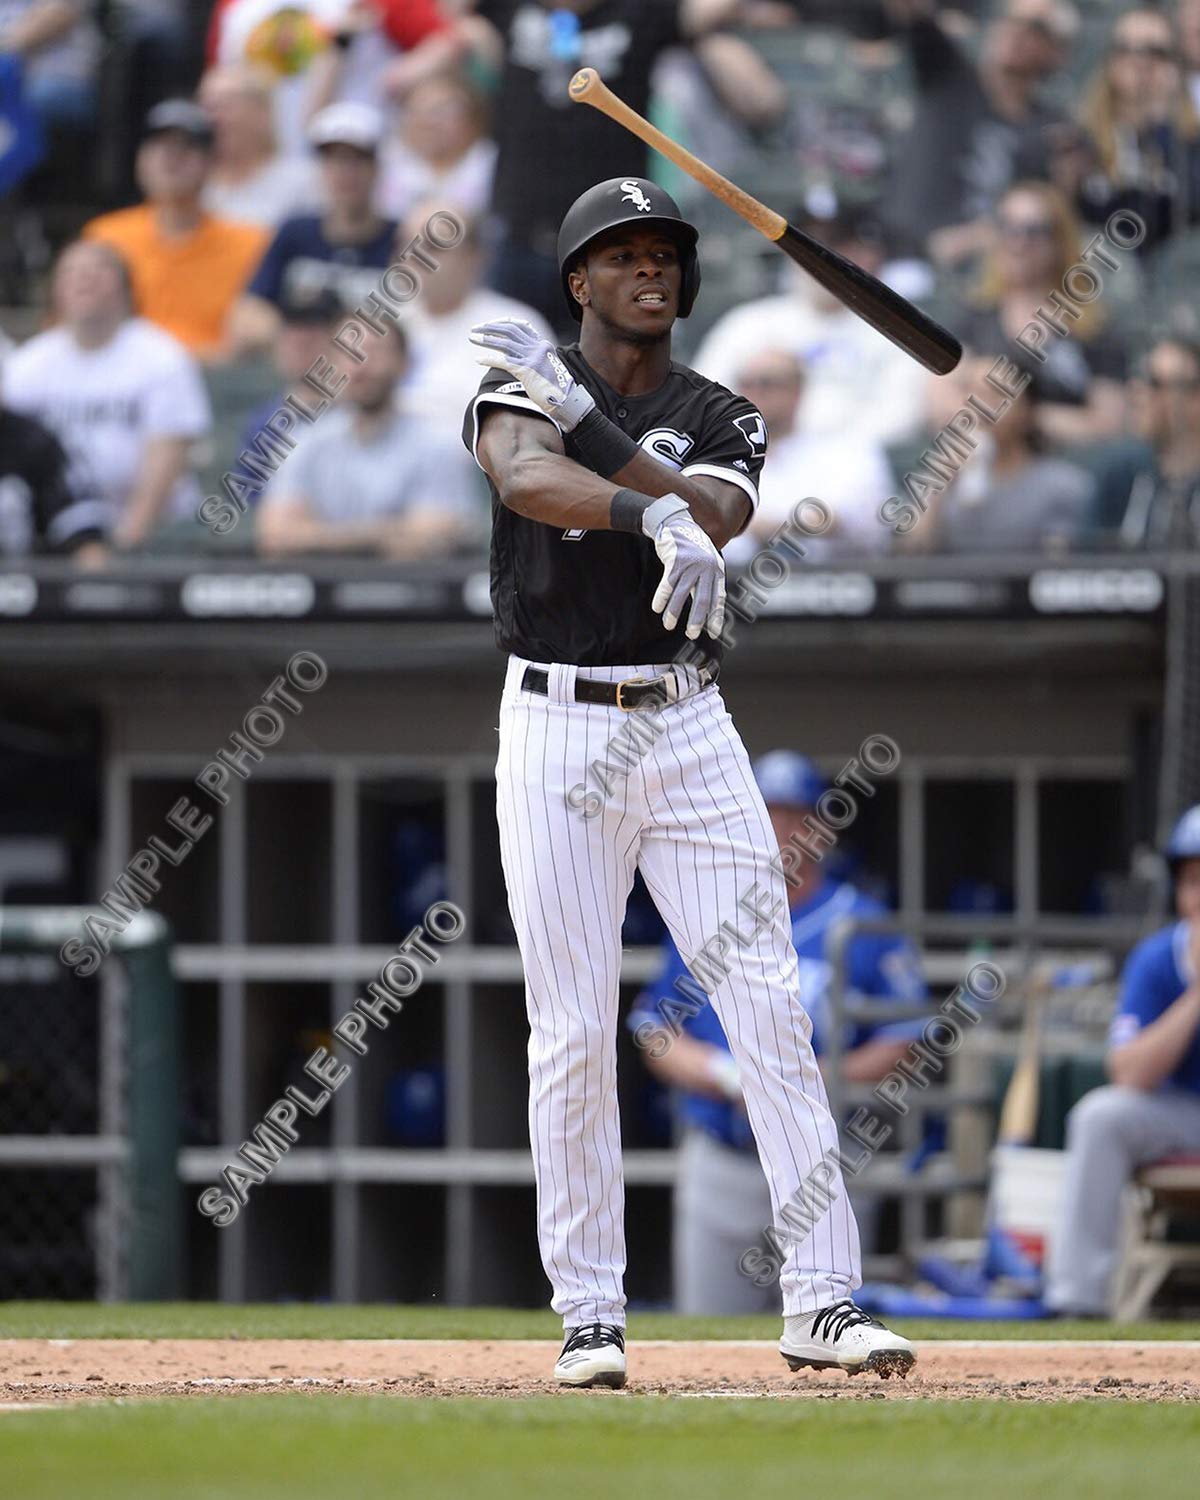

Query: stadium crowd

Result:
[2,0,1200,563]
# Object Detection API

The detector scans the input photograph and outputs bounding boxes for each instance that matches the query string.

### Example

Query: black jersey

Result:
[0,408,94,555]
[463,344,767,667]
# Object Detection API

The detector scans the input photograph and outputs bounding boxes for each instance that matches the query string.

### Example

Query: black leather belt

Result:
[521,663,718,711]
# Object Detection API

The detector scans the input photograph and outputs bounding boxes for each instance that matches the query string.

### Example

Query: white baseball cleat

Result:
[554,1322,627,1388]
[780,1299,915,1380]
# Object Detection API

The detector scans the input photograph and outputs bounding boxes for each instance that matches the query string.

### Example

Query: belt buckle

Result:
[615,674,649,711]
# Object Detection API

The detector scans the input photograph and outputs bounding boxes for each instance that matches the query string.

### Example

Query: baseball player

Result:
[630,751,926,1316]
[1045,804,1200,1316]
[463,177,915,1387]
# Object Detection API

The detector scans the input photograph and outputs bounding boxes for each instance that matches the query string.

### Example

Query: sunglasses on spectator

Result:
[998,217,1056,238]
[1111,41,1174,61]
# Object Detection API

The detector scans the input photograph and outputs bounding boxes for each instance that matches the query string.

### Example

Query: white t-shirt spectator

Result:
[378,136,496,224]
[202,153,322,229]
[754,430,895,561]
[3,318,212,526]
[261,403,477,527]
[692,284,927,447]
[400,287,552,444]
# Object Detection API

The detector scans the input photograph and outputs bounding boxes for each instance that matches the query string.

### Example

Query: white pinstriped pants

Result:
[495,655,861,1329]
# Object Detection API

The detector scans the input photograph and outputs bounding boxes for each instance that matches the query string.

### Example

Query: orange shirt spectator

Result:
[83,100,267,359]
[84,207,265,357]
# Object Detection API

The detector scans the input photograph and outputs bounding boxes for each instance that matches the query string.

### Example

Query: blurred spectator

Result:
[116,3,197,118]
[397,205,551,444]
[0,0,98,131]
[0,49,44,202]
[1045,804,1200,1318]
[466,0,794,330]
[899,352,1093,553]
[378,71,495,222]
[230,101,396,353]
[628,750,925,1312]
[1076,6,1200,256]
[1183,0,1200,116]
[3,240,212,549]
[647,33,788,212]
[199,63,322,228]
[955,182,1128,444]
[207,0,459,158]
[880,0,1079,268]
[692,205,926,446]
[236,285,344,497]
[258,322,477,557]
[307,0,464,117]
[1,350,103,561]
[82,100,267,361]
[1093,339,1200,549]
[738,348,893,561]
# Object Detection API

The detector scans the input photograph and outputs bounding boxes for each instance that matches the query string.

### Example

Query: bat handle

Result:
[569,68,787,242]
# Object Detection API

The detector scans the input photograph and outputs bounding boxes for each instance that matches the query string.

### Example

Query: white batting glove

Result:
[468,318,596,432]
[645,497,726,641]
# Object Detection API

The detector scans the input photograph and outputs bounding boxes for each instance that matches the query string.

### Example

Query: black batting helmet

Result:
[557,177,701,322]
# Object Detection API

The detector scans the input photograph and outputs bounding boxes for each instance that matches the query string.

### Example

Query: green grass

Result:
[2,1302,1198,1342]
[3,1396,1199,1500]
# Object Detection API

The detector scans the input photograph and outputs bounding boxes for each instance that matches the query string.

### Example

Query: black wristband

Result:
[568,406,639,478]
[610,487,652,535]
[612,490,691,536]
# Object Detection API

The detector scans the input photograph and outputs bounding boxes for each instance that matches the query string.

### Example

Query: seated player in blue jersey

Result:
[628,749,926,1315]
[1045,805,1200,1317]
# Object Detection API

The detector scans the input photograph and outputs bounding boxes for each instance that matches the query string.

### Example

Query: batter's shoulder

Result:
[668,359,738,398]
[667,359,760,415]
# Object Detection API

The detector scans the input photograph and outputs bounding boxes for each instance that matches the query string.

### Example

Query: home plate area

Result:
[1,1340,1198,1404]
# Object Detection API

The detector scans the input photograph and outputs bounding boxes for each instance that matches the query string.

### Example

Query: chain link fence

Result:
[0,911,178,1300]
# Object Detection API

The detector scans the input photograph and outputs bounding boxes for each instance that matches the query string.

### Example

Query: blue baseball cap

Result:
[753,750,826,810]
[1165,805,1200,866]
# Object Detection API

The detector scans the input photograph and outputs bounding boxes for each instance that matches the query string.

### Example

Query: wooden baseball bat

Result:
[997,974,1046,1147]
[568,68,962,377]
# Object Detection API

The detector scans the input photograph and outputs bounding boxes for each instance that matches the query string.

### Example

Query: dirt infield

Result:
[0,1338,1197,1404]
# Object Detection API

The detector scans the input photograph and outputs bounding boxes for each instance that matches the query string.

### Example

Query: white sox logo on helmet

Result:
[620,180,653,213]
